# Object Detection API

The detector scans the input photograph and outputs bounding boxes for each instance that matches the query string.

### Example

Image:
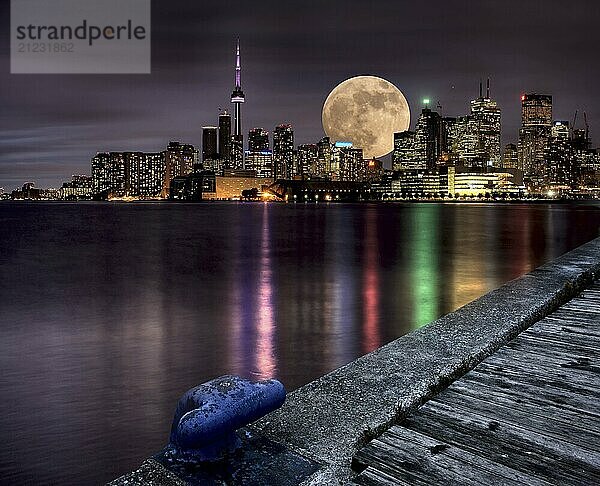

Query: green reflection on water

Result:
[411,205,440,328]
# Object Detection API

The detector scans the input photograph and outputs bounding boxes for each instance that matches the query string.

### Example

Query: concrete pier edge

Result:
[111,236,600,485]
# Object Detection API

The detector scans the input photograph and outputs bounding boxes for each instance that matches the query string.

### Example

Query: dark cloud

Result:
[1,0,599,189]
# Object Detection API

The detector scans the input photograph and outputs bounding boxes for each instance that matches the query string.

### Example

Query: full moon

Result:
[322,76,410,159]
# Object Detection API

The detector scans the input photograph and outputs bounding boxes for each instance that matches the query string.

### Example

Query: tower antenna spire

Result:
[486,78,490,98]
[235,38,241,89]
[479,79,482,98]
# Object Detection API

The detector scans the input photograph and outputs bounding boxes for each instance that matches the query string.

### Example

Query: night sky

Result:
[1,0,599,189]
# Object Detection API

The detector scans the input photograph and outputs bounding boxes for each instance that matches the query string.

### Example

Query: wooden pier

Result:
[351,281,600,485]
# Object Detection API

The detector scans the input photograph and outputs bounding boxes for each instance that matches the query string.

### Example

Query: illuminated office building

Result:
[518,93,552,184]
[470,80,501,167]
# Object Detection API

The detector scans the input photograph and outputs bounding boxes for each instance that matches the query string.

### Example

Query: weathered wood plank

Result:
[401,408,598,485]
[495,341,599,374]
[414,401,600,482]
[351,466,412,486]
[460,368,600,418]
[485,349,600,389]
[521,325,600,351]
[537,316,600,338]
[466,363,600,418]
[381,426,550,485]
[445,374,600,432]
[430,387,600,452]
[355,431,505,486]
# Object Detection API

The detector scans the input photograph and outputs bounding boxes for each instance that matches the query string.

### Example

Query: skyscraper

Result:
[454,115,480,166]
[273,124,294,179]
[218,111,232,167]
[316,137,332,178]
[230,40,245,170]
[518,93,553,185]
[246,128,272,177]
[202,127,218,162]
[297,144,318,177]
[546,121,576,188]
[470,80,501,167]
[415,107,442,169]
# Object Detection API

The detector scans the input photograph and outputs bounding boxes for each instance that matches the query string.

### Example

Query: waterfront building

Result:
[169,171,216,201]
[207,173,274,199]
[392,168,451,197]
[91,152,127,197]
[518,93,553,186]
[391,167,521,198]
[273,124,294,179]
[129,152,166,197]
[92,151,168,199]
[231,40,245,170]
[266,179,367,202]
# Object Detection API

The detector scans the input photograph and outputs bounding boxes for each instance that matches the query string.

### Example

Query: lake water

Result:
[1,201,599,484]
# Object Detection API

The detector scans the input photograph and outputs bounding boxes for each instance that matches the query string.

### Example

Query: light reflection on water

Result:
[0,201,598,484]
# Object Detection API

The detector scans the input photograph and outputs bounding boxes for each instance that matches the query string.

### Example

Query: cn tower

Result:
[230,39,245,169]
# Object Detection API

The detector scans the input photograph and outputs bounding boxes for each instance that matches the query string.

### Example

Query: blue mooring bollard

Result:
[166,375,286,462]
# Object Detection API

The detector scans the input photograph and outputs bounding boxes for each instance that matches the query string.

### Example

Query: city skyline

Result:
[1,1,600,189]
